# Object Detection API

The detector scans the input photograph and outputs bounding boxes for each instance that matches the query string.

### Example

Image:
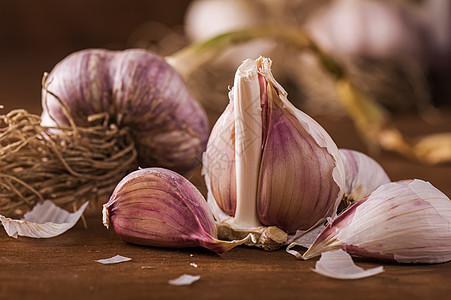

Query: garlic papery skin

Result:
[0,200,88,238]
[302,179,451,263]
[103,168,247,254]
[202,56,345,245]
[42,49,209,174]
[339,148,390,204]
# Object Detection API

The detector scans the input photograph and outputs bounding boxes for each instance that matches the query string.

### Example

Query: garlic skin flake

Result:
[168,274,200,286]
[103,168,248,254]
[313,249,384,280]
[95,255,132,265]
[0,200,88,238]
[303,179,451,264]
[203,57,345,237]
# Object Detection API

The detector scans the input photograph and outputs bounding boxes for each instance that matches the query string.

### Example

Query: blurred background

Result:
[0,0,191,114]
[1,0,450,117]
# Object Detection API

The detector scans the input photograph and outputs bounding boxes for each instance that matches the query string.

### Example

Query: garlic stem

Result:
[230,59,262,230]
[165,24,313,80]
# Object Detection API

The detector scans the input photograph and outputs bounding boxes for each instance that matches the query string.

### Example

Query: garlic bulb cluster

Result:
[41,49,209,173]
[202,57,346,238]
[103,168,247,254]
[303,179,451,263]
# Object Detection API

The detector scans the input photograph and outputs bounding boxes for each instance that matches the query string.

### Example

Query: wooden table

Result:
[1,113,451,300]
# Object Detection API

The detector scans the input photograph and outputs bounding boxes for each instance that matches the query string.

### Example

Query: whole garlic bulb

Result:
[103,168,247,253]
[305,0,425,61]
[303,179,451,263]
[41,49,209,174]
[202,57,346,235]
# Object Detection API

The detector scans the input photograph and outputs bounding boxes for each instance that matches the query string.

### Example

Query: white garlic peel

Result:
[313,249,384,280]
[202,56,346,249]
[168,274,201,286]
[302,179,451,264]
[0,200,88,238]
[95,255,132,265]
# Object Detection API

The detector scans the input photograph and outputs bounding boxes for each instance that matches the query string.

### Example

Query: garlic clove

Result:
[257,58,346,232]
[203,56,345,239]
[103,168,247,254]
[302,179,451,263]
[339,148,390,205]
[202,103,236,219]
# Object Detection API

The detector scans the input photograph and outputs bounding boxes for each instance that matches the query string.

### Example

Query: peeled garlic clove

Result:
[303,179,451,263]
[203,57,345,236]
[103,168,246,254]
[339,148,390,202]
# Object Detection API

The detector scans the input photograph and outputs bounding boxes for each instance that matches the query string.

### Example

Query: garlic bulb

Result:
[41,49,209,174]
[303,179,451,263]
[339,148,390,203]
[103,168,247,254]
[202,57,345,241]
[305,0,425,61]
[184,0,274,65]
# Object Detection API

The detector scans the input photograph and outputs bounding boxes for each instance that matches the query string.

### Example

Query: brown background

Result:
[1,1,451,299]
[0,0,191,114]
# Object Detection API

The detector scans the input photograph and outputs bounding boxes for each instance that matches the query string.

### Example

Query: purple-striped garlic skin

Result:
[257,86,340,232]
[303,179,451,263]
[41,49,209,174]
[202,104,236,217]
[103,168,241,254]
[339,149,390,201]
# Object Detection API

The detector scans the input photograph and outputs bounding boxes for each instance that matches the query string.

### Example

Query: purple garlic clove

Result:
[103,168,245,254]
[41,49,209,174]
[303,179,451,263]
